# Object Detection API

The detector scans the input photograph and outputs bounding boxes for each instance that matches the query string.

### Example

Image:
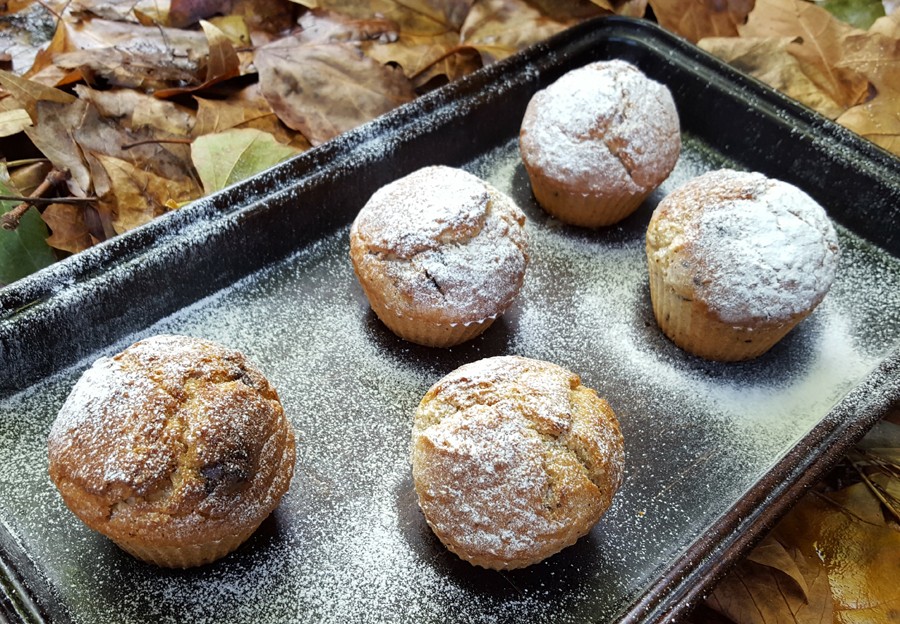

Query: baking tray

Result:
[1,16,900,624]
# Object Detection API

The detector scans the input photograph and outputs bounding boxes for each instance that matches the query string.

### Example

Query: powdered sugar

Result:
[649,170,840,324]
[519,60,680,192]
[350,165,528,321]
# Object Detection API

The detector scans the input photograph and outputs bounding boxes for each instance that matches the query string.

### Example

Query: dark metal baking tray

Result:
[1,16,899,624]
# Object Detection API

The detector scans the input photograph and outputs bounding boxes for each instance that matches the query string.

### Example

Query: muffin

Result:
[645,169,840,361]
[349,165,528,348]
[519,59,681,227]
[47,334,296,568]
[411,356,625,570]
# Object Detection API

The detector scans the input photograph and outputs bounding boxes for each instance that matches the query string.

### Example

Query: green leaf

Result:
[0,179,56,286]
[814,0,885,29]
[190,127,301,195]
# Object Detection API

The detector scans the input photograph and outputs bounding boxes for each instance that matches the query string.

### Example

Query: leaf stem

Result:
[121,138,193,149]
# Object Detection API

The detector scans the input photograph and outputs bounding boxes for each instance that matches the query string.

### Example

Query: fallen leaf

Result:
[77,85,196,138]
[521,0,605,21]
[649,0,754,42]
[817,0,886,30]
[93,153,199,234]
[705,534,834,624]
[168,0,229,27]
[776,483,900,624]
[698,36,851,118]
[0,69,76,119]
[0,107,31,136]
[194,86,311,150]
[255,36,416,145]
[41,202,94,253]
[0,174,56,286]
[0,2,57,74]
[191,127,301,194]
[46,19,208,91]
[740,0,871,111]
[460,0,569,65]
[24,99,93,196]
[153,19,242,98]
[292,0,474,34]
[8,161,51,196]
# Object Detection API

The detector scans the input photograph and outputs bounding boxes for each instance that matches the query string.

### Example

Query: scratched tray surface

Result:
[3,17,900,624]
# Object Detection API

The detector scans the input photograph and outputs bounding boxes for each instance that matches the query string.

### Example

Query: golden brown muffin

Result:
[519,60,681,227]
[47,334,296,568]
[411,356,625,570]
[350,165,528,347]
[646,169,840,361]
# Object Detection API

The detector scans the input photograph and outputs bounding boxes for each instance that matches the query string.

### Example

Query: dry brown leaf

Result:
[194,86,311,150]
[740,0,870,112]
[0,107,31,136]
[649,0,753,43]
[93,153,200,235]
[41,203,95,253]
[8,160,51,196]
[705,534,834,624]
[460,0,569,64]
[24,99,93,196]
[526,0,609,21]
[589,0,648,18]
[153,20,242,98]
[292,0,473,35]
[698,36,850,118]
[255,36,416,145]
[775,483,900,624]
[0,69,76,119]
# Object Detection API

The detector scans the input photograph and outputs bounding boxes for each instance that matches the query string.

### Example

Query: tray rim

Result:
[1,15,899,624]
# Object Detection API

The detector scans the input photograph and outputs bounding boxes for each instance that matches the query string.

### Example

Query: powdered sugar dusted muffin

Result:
[646,169,840,361]
[412,356,625,570]
[48,334,296,568]
[519,59,680,227]
[350,165,528,347]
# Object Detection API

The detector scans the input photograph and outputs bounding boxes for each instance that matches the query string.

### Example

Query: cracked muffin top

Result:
[519,59,680,197]
[349,166,528,331]
[411,356,625,570]
[646,169,840,325]
[47,334,295,563]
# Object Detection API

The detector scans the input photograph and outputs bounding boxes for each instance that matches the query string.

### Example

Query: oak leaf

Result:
[254,36,416,145]
[649,0,753,43]
[191,127,301,194]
